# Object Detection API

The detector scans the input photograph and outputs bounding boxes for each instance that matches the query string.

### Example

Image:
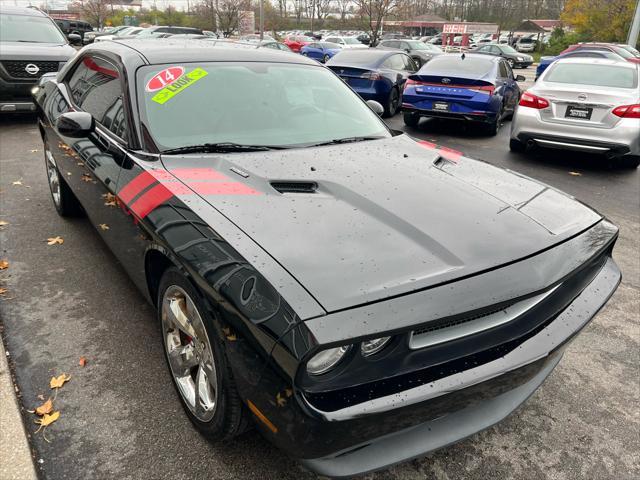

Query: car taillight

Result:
[361,71,382,80]
[612,104,640,118]
[519,92,549,109]
[469,85,495,95]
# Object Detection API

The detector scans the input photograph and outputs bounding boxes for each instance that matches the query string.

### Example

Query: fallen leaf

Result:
[104,200,117,207]
[35,411,60,427]
[81,174,92,182]
[37,394,45,401]
[222,327,237,341]
[568,171,582,176]
[0,260,8,270]
[76,162,84,166]
[79,356,87,367]
[35,398,53,416]
[276,392,286,407]
[50,374,70,389]
[98,224,109,230]
[0,288,7,295]
[0,220,8,227]
[66,172,72,176]
[285,388,293,398]
[30,149,39,153]
[12,180,22,186]
[46,236,64,246]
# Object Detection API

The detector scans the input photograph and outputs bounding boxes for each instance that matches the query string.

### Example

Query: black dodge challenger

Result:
[33,39,621,477]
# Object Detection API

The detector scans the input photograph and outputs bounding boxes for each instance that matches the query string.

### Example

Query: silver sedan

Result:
[510,58,640,168]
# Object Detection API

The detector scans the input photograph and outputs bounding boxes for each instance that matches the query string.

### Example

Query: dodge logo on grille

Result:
[25,64,40,75]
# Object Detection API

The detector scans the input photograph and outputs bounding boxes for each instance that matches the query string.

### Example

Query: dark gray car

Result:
[473,43,534,68]
[377,39,443,67]
[0,6,77,113]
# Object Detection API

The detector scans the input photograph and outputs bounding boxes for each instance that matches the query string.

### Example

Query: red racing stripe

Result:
[128,183,188,219]
[170,168,227,180]
[188,182,260,196]
[117,172,158,204]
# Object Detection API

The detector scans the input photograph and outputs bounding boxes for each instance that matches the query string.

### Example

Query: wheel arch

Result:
[145,247,180,305]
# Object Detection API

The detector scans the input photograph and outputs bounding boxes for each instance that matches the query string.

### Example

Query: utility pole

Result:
[259,0,264,40]
[628,0,640,48]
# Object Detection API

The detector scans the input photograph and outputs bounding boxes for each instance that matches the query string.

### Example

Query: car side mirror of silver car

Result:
[366,100,384,116]
[56,111,95,138]
[516,75,526,82]
[68,33,82,46]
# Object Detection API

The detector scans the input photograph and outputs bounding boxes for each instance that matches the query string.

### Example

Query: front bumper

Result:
[0,77,36,112]
[298,256,620,477]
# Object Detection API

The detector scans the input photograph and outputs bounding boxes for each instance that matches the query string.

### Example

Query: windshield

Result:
[618,44,640,57]
[343,37,361,45]
[138,62,390,150]
[501,45,519,54]
[406,41,429,50]
[0,13,66,43]
[610,46,636,59]
[545,64,637,89]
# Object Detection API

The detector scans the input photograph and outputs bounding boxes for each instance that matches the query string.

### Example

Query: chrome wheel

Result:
[45,148,61,208]
[162,285,218,422]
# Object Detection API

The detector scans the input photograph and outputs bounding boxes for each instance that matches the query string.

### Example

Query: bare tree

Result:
[73,0,110,28]
[335,0,353,22]
[353,0,398,45]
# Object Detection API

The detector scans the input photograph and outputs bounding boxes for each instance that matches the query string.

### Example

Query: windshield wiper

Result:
[309,136,387,147]
[162,142,289,154]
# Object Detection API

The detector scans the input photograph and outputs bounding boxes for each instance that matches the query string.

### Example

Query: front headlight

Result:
[307,345,350,375]
[361,337,391,356]
[517,56,524,61]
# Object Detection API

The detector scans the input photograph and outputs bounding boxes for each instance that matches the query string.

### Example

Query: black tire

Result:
[43,140,84,217]
[403,112,420,127]
[158,267,251,441]
[509,138,526,152]
[485,110,501,136]
[616,156,640,169]
[383,88,400,117]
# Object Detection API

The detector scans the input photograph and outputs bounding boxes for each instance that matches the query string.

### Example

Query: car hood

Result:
[0,42,76,61]
[161,135,601,313]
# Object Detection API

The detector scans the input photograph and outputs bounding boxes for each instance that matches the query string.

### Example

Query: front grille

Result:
[1,60,59,79]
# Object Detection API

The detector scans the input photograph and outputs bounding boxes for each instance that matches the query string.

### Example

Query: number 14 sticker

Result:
[146,66,185,92]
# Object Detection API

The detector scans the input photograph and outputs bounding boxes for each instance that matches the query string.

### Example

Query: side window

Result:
[498,61,508,78]
[400,42,410,50]
[384,54,406,70]
[67,56,127,140]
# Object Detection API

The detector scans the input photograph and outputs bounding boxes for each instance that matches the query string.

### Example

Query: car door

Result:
[502,60,520,111]
[496,60,515,113]
[56,54,148,289]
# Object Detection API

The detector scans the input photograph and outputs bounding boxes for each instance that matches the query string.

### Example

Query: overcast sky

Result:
[0,0,197,11]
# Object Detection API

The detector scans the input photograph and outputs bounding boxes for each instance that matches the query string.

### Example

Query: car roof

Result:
[553,57,637,68]
[0,6,48,16]
[105,39,319,66]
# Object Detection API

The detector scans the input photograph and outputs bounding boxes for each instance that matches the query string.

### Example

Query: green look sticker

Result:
[151,67,208,104]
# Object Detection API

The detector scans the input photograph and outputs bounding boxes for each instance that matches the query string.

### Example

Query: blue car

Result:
[535,49,624,80]
[402,54,524,135]
[326,49,419,117]
[300,41,342,63]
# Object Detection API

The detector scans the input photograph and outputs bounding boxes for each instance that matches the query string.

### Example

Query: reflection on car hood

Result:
[0,42,75,61]
[162,135,601,313]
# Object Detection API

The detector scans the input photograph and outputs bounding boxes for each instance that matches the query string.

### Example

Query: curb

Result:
[0,340,38,480]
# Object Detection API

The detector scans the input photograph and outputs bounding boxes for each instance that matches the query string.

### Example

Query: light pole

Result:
[259,0,264,40]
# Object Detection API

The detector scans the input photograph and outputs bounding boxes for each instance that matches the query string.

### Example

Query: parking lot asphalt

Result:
[0,97,638,480]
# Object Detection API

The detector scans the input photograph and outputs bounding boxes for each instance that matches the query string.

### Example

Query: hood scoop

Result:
[271,181,318,194]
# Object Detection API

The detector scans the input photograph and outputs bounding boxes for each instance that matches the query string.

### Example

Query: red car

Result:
[561,43,640,64]
[284,35,314,53]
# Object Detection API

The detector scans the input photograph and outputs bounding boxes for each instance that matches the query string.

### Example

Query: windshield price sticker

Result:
[146,66,185,92]
[151,68,208,105]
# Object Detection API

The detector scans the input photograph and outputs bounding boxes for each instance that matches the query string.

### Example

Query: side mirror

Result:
[515,75,526,82]
[56,111,94,138]
[68,33,82,46]
[366,100,384,116]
